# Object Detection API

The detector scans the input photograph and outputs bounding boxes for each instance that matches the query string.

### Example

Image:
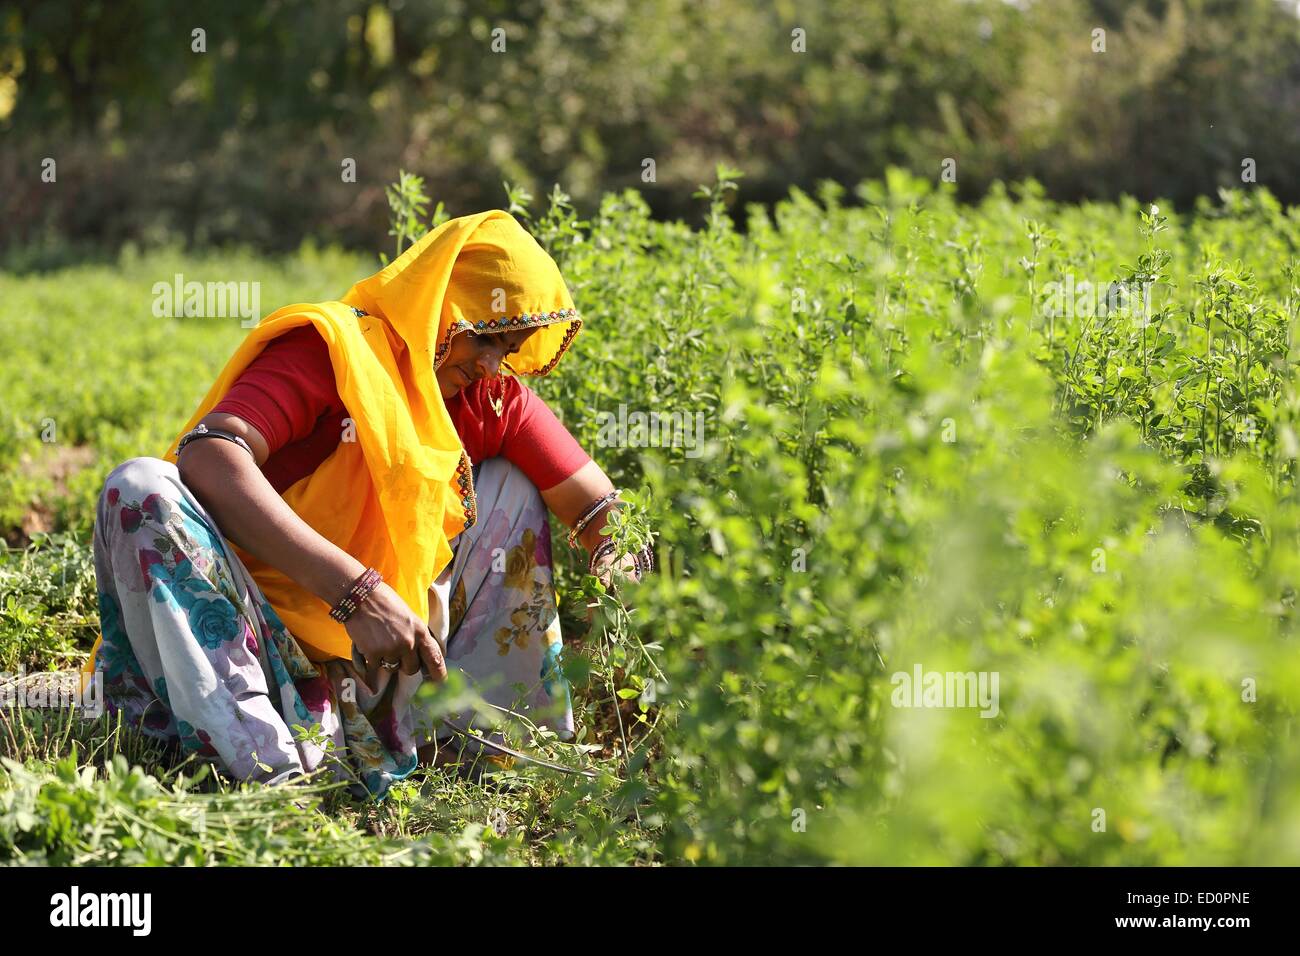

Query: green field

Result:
[2,170,1298,865]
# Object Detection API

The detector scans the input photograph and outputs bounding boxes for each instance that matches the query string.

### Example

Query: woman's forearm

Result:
[541,459,619,554]
[177,438,365,606]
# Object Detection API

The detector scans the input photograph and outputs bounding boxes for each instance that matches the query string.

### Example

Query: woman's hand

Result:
[592,547,641,590]
[344,582,448,686]
[585,548,642,626]
[179,413,449,686]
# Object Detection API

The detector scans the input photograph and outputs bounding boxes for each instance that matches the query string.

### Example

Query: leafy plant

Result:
[3,168,1299,866]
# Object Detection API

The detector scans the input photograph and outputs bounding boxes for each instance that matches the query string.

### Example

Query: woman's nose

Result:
[474,343,505,377]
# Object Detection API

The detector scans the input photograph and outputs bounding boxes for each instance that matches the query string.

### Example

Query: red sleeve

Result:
[211,325,342,455]
[447,377,591,490]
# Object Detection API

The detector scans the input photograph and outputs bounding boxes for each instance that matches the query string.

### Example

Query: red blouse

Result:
[211,324,590,494]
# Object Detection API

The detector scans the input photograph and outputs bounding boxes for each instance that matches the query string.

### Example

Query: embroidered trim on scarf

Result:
[520,318,583,376]
[454,449,477,529]
[433,309,581,374]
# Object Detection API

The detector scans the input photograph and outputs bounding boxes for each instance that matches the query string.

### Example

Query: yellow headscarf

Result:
[88,210,582,670]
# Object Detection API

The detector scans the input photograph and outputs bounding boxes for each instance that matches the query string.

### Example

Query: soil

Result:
[4,443,98,546]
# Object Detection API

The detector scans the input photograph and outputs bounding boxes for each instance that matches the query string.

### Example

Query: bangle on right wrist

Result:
[329,567,383,623]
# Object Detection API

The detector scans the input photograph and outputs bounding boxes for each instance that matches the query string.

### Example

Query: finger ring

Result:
[379,657,400,670]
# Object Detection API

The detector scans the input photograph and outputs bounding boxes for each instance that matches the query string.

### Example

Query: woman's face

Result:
[436,327,538,399]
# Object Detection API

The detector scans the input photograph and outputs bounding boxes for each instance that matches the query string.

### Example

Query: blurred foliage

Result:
[3,0,1300,257]
[540,170,1300,864]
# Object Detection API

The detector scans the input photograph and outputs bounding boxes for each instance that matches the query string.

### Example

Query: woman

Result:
[84,211,650,798]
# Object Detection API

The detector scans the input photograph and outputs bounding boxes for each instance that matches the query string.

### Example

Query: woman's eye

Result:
[469,331,522,355]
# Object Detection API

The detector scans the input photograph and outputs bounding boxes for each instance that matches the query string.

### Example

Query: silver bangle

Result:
[176,423,255,459]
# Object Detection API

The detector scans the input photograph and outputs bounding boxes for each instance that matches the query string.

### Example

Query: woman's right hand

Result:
[175,415,448,686]
[344,582,448,686]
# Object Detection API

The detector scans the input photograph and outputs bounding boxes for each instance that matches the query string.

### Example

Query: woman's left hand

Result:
[592,548,641,589]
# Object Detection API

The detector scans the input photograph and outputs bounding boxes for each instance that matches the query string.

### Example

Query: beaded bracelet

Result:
[568,490,621,549]
[587,539,656,578]
[329,567,383,623]
[587,538,619,574]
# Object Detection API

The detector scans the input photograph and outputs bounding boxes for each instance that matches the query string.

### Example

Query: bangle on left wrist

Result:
[568,490,621,549]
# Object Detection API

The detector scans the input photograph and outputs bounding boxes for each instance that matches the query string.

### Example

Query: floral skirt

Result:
[91,455,572,798]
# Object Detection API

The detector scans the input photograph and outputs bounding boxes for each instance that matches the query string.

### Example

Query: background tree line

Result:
[2,0,1299,259]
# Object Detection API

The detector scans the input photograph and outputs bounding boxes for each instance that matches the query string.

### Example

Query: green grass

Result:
[2,169,1299,865]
